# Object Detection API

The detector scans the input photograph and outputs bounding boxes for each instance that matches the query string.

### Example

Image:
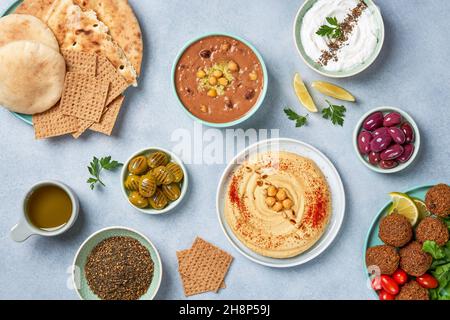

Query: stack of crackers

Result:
[33,51,129,139]
[177,237,233,297]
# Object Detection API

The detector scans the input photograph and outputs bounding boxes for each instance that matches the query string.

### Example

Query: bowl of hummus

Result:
[293,0,384,77]
[172,33,268,127]
[216,138,346,267]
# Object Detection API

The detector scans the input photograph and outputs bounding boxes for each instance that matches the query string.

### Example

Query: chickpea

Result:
[218,77,229,86]
[207,88,217,97]
[228,60,239,72]
[212,70,223,78]
[196,70,206,78]
[272,202,283,212]
[276,189,287,201]
[282,198,293,209]
[208,76,217,85]
[265,197,276,207]
[221,43,230,51]
[267,186,277,197]
[249,71,258,81]
[200,105,208,113]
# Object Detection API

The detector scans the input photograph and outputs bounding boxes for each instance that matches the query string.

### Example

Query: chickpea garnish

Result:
[218,77,229,86]
[249,71,258,81]
[200,105,208,113]
[276,189,287,201]
[265,197,276,207]
[272,202,283,212]
[212,70,223,78]
[267,186,277,197]
[196,70,206,78]
[228,60,239,72]
[208,76,217,86]
[207,88,217,97]
[282,199,293,209]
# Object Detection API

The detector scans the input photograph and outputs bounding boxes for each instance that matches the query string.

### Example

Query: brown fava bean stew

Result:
[175,35,264,124]
[124,151,184,210]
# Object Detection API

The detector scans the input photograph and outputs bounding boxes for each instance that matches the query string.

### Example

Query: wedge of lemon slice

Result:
[386,192,419,226]
[411,198,431,222]
[293,73,318,112]
[311,81,356,102]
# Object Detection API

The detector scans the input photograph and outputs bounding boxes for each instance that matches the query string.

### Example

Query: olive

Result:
[128,156,148,175]
[124,174,140,191]
[380,144,404,161]
[401,122,415,143]
[388,127,406,144]
[383,112,402,127]
[379,160,399,170]
[398,144,415,163]
[373,127,389,137]
[128,191,149,208]
[370,134,392,152]
[139,173,157,197]
[363,112,384,131]
[161,183,181,201]
[357,131,372,155]
[149,189,168,210]
[368,151,381,165]
[147,151,169,169]
[166,162,184,183]
[152,166,175,185]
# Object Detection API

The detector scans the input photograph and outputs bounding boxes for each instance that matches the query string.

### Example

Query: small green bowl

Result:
[353,106,421,173]
[171,33,268,127]
[293,0,385,78]
[72,226,163,300]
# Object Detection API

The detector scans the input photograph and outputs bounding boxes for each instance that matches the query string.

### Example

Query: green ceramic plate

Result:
[72,226,163,300]
[2,0,32,125]
[293,0,385,78]
[363,185,432,298]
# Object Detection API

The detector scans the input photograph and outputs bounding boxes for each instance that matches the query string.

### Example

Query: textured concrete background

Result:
[0,0,449,299]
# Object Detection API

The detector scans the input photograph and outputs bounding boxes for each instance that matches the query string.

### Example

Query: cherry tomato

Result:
[379,290,395,300]
[380,275,399,295]
[416,274,438,289]
[392,269,408,285]
[371,276,382,291]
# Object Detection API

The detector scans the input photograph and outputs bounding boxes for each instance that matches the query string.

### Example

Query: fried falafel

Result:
[378,213,413,247]
[416,216,449,246]
[396,280,429,300]
[425,183,450,217]
[366,245,400,275]
[399,241,432,277]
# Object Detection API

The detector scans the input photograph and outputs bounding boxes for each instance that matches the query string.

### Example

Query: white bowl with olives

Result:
[121,148,188,214]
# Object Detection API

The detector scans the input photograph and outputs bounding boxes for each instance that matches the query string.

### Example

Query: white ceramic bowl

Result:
[121,147,188,214]
[353,106,421,173]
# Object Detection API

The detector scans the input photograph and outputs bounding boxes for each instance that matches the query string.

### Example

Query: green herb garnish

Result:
[87,156,123,190]
[322,100,346,126]
[423,239,450,300]
[316,17,342,39]
[284,108,308,128]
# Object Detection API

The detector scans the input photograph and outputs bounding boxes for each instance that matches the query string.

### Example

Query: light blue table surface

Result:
[0,0,449,300]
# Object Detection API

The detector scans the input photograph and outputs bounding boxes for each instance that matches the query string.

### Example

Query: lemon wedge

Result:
[293,73,318,112]
[411,198,430,222]
[311,81,356,102]
[386,192,419,226]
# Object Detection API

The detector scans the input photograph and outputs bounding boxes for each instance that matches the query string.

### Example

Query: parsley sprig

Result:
[284,108,308,128]
[87,156,123,190]
[322,100,346,126]
[316,17,342,39]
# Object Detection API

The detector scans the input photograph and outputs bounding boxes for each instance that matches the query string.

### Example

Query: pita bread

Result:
[0,14,59,51]
[73,0,143,75]
[15,0,59,22]
[0,40,66,114]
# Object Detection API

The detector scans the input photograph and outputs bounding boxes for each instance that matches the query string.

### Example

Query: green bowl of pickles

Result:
[121,147,188,214]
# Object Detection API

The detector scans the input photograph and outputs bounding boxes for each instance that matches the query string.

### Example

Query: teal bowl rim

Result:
[72,226,163,300]
[293,0,385,78]
[120,147,189,215]
[362,184,433,299]
[171,32,268,128]
[352,106,421,174]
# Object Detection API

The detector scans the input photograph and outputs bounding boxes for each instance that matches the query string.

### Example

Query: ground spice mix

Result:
[85,236,154,300]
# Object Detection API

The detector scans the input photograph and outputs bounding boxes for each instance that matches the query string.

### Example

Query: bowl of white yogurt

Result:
[293,0,384,78]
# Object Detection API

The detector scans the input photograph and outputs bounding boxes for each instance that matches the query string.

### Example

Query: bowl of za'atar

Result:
[293,0,384,77]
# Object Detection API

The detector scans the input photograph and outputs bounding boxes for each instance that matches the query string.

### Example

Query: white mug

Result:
[10,180,80,242]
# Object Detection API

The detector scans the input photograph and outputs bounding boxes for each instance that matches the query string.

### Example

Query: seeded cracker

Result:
[90,95,125,136]
[62,50,97,76]
[60,72,109,122]
[33,102,78,139]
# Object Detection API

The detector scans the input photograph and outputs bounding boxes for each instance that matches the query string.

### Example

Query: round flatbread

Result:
[0,14,59,51]
[0,40,66,114]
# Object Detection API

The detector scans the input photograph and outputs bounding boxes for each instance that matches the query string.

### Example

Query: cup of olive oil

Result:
[10,181,79,242]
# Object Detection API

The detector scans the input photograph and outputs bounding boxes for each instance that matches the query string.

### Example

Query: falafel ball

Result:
[416,216,449,246]
[399,241,432,277]
[378,213,413,247]
[425,183,450,217]
[366,245,399,275]
[396,280,429,300]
